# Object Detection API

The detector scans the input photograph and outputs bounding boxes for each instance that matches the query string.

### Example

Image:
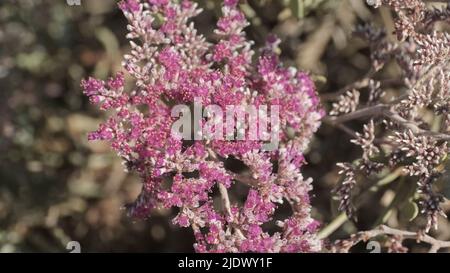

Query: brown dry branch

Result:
[331,225,450,253]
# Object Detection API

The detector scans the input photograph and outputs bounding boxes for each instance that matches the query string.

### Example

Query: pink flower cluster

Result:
[82,0,324,252]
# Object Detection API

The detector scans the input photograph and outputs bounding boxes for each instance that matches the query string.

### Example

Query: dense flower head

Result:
[82,0,323,252]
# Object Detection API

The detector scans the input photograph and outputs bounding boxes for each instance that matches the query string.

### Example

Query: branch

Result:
[325,104,388,124]
[386,111,450,141]
[207,148,246,240]
[338,225,450,253]
[324,105,450,141]
[331,224,450,253]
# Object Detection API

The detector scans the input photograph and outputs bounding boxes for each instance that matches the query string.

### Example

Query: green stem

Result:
[318,213,348,240]
[373,177,405,226]
[317,168,403,240]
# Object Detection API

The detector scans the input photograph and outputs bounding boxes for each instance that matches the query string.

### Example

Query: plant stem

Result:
[318,212,348,239]
[318,167,404,239]
[372,177,405,226]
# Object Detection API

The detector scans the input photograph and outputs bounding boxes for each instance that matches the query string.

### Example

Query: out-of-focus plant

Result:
[5,0,449,253]
[0,0,175,253]
[289,0,329,19]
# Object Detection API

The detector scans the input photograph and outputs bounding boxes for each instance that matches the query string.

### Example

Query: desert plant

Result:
[82,0,324,253]
[324,0,450,252]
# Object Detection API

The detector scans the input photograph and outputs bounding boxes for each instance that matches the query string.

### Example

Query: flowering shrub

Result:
[82,0,323,253]
[326,0,450,248]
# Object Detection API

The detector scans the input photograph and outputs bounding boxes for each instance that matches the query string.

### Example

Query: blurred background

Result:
[1,0,449,252]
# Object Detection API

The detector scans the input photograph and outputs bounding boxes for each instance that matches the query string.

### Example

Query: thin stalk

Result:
[318,167,404,239]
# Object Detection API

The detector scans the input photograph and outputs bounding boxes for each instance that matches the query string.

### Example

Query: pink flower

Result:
[82,0,323,253]
[118,0,140,13]
[224,0,239,7]
[81,77,104,96]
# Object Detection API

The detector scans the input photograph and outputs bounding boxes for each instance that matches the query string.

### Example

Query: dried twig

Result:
[331,225,450,253]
